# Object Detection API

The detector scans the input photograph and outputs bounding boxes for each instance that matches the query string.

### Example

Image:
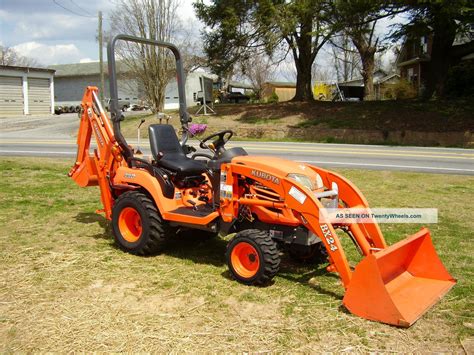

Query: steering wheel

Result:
[199,130,234,154]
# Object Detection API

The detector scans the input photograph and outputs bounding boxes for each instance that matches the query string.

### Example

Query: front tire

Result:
[112,191,175,255]
[226,229,280,285]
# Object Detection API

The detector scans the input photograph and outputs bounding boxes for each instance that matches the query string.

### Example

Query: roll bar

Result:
[107,34,190,162]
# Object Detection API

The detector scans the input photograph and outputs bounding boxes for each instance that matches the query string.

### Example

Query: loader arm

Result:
[280,178,455,327]
[68,86,125,219]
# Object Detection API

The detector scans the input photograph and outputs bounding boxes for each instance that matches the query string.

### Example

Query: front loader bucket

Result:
[343,228,455,327]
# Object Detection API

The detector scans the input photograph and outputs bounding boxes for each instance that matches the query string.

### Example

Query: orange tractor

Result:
[69,35,455,327]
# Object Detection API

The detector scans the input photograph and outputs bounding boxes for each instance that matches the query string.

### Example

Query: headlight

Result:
[287,173,315,190]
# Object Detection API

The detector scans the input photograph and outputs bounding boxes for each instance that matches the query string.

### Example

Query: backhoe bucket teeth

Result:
[343,228,455,327]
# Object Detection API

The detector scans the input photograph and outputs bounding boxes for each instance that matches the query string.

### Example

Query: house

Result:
[0,65,55,116]
[396,33,474,94]
[49,61,215,110]
[262,82,296,102]
[396,35,432,93]
[337,70,400,100]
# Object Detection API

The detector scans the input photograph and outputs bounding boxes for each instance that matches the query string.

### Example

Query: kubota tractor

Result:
[69,34,455,327]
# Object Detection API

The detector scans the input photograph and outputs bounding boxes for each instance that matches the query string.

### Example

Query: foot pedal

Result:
[187,200,197,211]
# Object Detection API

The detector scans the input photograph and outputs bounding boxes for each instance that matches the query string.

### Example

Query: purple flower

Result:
[189,123,208,136]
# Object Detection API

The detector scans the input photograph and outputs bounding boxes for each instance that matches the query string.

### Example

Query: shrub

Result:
[385,79,418,100]
[267,91,279,103]
[445,60,474,98]
[248,91,259,103]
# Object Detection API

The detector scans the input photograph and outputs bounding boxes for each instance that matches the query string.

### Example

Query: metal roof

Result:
[264,81,296,88]
[228,80,254,89]
[0,64,55,73]
[339,73,400,87]
[48,61,129,77]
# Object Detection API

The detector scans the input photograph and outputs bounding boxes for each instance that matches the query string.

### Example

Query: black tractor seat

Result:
[148,124,207,177]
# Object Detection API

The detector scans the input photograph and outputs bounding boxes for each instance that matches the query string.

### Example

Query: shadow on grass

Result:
[75,212,343,298]
[165,229,228,267]
[74,212,227,265]
[220,269,277,287]
[75,212,111,240]
[278,262,343,301]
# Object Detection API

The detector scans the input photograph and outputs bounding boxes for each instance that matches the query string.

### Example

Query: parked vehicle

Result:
[216,91,250,104]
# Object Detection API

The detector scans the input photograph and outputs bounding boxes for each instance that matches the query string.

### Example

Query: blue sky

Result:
[0,0,197,65]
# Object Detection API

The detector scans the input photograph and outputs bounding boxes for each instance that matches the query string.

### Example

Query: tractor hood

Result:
[231,155,322,187]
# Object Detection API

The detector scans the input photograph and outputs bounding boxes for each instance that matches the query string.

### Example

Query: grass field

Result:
[1,157,473,352]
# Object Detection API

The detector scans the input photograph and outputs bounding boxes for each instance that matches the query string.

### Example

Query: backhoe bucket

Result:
[343,228,455,327]
[69,157,98,187]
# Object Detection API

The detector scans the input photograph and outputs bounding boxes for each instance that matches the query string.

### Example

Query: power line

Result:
[52,0,95,18]
[69,0,95,17]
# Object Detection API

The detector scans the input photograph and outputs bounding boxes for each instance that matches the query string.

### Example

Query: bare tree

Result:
[109,0,181,112]
[349,20,380,101]
[334,2,393,101]
[239,52,275,100]
[312,63,332,83]
[178,19,208,74]
[330,33,361,83]
[277,58,298,83]
[0,45,40,67]
[380,45,400,74]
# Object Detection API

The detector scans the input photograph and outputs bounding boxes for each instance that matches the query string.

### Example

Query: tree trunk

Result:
[156,88,165,112]
[293,56,314,101]
[291,15,314,102]
[421,16,457,100]
[351,34,376,101]
[361,51,375,101]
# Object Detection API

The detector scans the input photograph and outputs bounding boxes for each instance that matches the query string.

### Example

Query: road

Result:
[1,138,472,175]
[1,113,473,175]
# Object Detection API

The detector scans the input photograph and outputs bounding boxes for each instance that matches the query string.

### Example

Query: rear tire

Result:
[112,191,175,255]
[226,229,280,285]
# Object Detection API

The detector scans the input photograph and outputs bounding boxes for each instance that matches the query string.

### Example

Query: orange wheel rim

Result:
[231,242,260,278]
[118,207,142,243]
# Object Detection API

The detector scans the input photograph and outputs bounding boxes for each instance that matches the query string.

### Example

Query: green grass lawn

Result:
[1,157,473,352]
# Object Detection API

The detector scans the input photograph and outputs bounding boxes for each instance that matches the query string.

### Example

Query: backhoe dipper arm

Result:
[69,86,124,219]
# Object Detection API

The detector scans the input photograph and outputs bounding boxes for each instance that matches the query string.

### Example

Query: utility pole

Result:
[98,11,105,106]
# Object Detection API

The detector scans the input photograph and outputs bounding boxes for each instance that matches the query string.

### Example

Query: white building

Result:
[0,65,55,116]
[49,61,216,110]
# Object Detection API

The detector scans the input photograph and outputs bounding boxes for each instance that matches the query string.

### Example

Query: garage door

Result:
[0,76,24,115]
[28,78,51,114]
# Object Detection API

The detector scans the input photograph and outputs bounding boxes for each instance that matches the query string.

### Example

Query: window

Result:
[421,36,428,54]
[407,67,418,85]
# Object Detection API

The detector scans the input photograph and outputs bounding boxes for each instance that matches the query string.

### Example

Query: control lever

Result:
[136,118,146,155]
